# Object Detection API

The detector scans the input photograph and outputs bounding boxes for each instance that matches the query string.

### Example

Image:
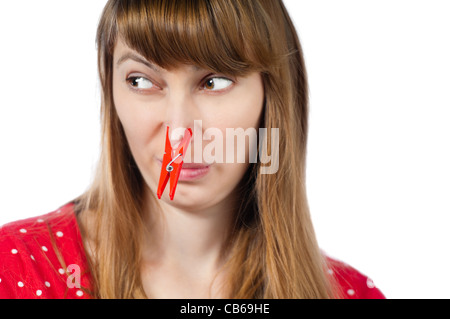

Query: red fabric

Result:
[0,203,385,299]
[0,203,91,299]
[325,256,386,299]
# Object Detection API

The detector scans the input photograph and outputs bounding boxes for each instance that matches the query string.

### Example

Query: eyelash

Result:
[125,75,234,93]
[126,76,157,92]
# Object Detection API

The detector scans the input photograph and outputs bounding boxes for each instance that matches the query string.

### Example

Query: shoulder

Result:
[325,255,386,299]
[0,203,91,299]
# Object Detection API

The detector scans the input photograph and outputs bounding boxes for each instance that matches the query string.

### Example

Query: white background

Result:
[0,1,449,299]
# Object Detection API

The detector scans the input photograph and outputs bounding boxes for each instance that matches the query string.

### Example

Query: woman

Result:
[0,0,384,299]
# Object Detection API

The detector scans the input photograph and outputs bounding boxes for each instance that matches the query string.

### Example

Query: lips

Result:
[179,163,210,169]
[157,159,209,169]
[178,166,210,181]
[157,159,211,181]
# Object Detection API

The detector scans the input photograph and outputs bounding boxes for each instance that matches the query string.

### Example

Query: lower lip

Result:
[178,166,210,181]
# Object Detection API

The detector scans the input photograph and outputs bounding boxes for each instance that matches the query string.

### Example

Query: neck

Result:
[141,188,237,272]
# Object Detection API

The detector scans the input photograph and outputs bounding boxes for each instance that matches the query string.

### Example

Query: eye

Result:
[127,76,154,90]
[203,77,233,91]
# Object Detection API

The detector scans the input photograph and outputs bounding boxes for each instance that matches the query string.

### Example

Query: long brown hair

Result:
[75,0,336,298]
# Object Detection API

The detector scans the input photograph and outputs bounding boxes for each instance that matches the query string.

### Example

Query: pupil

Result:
[206,79,215,90]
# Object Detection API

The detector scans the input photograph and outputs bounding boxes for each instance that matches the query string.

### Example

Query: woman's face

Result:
[113,38,264,211]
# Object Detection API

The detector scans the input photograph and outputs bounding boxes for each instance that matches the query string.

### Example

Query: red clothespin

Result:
[157,127,193,200]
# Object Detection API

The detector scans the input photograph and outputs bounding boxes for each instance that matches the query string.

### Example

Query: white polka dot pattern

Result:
[0,204,91,299]
[325,258,384,299]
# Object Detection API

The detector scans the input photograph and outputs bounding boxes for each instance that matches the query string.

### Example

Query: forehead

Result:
[114,37,202,73]
[113,38,140,62]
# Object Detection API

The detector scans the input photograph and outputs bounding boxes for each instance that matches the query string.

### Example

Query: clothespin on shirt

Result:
[157,127,193,200]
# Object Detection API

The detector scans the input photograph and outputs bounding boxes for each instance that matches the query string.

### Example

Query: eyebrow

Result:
[116,52,160,72]
[116,52,202,72]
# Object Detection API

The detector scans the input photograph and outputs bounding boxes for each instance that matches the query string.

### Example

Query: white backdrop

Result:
[0,1,449,299]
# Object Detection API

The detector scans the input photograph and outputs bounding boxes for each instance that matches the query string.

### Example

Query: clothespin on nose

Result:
[157,127,193,200]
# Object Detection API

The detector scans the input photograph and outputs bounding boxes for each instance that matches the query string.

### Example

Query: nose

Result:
[163,90,197,148]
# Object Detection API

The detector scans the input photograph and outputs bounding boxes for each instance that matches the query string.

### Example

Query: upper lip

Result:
[180,163,210,169]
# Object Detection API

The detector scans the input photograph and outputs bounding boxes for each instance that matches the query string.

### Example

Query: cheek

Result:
[112,75,160,164]
[204,79,264,162]
[204,83,264,129]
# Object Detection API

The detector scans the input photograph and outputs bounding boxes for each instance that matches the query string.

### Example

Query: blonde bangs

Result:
[112,0,273,76]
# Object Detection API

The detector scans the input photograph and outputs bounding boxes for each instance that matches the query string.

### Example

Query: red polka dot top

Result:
[0,202,385,299]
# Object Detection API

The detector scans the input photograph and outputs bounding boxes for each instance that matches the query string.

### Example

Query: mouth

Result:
[157,160,211,181]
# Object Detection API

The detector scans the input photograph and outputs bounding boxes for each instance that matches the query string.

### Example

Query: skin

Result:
[112,38,264,298]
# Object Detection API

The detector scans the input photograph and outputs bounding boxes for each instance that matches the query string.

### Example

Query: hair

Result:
[74,0,338,299]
